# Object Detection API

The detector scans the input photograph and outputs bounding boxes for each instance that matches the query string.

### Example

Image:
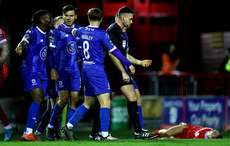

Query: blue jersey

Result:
[76,26,117,67]
[49,24,80,71]
[21,26,48,78]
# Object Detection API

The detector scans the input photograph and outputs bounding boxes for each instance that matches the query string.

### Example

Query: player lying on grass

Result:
[152,122,223,139]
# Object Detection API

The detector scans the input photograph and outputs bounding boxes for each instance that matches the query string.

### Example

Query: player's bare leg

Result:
[70,92,79,110]
[135,89,142,105]
[83,96,96,109]
[97,93,110,108]
[29,88,44,104]
[121,84,137,102]
[159,124,187,137]
[57,90,70,108]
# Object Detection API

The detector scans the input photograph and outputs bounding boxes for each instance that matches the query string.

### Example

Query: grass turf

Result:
[0,130,230,146]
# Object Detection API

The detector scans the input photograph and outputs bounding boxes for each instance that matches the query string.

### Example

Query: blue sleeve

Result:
[22,28,35,44]
[48,29,57,69]
[102,33,131,67]
[124,32,130,52]
[111,49,132,67]
[58,23,79,37]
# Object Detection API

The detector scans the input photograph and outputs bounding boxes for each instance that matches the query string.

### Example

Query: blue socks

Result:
[68,107,76,122]
[49,104,62,127]
[68,104,88,126]
[26,102,40,129]
[37,109,51,133]
[100,108,110,133]
[138,106,144,129]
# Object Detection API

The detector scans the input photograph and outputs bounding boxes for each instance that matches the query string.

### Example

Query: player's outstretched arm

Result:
[15,40,28,55]
[58,23,78,37]
[0,41,9,65]
[127,53,152,67]
[51,68,59,81]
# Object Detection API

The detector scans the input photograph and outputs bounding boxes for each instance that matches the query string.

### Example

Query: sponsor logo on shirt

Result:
[58,81,64,88]
[31,79,37,86]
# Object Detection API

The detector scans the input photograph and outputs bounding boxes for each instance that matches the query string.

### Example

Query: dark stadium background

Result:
[0,0,229,97]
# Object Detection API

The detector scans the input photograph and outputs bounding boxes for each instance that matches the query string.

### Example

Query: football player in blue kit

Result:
[58,8,135,141]
[33,16,64,141]
[15,10,53,141]
[45,5,81,141]
[89,7,154,140]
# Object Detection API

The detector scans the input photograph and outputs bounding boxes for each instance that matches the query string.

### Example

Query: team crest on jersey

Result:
[50,29,54,34]
[49,36,54,43]
[24,30,33,40]
[109,40,115,47]
[66,41,77,55]
[23,34,30,40]
[40,46,48,60]
[122,40,126,49]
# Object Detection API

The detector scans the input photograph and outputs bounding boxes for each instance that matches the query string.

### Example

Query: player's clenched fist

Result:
[129,64,135,75]
[141,59,152,67]
[15,44,23,55]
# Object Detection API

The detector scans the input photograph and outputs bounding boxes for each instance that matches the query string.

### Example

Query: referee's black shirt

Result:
[104,22,128,68]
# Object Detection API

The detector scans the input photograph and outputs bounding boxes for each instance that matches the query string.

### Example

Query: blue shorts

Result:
[82,65,110,96]
[21,68,48,95]
[55,69,81,92]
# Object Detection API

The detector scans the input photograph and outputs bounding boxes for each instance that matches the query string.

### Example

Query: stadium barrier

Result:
[133,71,230,131]
[134,71,230,96]
[162,97,229,131]
[111,97,129,130]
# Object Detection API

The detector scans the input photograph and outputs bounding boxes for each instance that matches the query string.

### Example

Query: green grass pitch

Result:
[0,130,230,146]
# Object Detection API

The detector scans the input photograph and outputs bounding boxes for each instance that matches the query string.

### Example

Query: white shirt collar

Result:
[36,26,46,34]
[204,131,209,139]
[88,25,99,28]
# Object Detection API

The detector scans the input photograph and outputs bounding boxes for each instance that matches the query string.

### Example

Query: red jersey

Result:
[175,124,212,139]
[0,28,7,55]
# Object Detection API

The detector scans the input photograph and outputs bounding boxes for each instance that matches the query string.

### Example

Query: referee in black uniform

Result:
[104,6,156,139]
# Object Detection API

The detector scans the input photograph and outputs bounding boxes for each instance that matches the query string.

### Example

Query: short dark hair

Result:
[31,9,49,27]
[62,5,77,15]
[54,16,63,25]
[117,6,135,17]
[88,8,102,21]
[215,134,223,139]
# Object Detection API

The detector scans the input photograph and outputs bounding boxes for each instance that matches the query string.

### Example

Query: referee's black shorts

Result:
[105,64,133,92]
